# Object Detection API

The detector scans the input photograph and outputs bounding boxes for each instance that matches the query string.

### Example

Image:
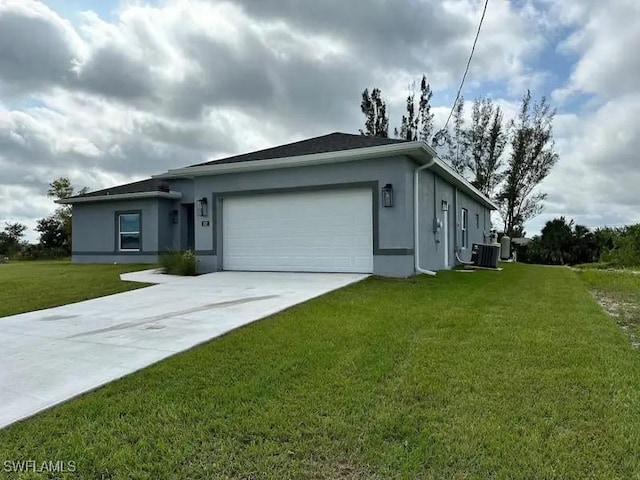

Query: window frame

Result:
[116,211,142,252]
[461,208,469,249]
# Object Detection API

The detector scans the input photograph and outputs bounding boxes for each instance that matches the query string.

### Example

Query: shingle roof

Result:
[190,132,408,167]
[71,178,170,199]
[70,133,406,199]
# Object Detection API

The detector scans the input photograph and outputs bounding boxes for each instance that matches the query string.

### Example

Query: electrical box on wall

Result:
[201,221,210,227]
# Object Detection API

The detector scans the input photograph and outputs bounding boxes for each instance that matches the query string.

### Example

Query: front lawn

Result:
[1,264,640,478]
[0,260,151,318]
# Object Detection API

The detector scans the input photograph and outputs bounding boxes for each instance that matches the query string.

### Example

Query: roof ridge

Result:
[190,131,408,168]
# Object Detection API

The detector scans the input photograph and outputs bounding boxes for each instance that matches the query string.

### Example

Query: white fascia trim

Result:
[430,158,499,210]
[150,139,495,210]
[56,190,183,204]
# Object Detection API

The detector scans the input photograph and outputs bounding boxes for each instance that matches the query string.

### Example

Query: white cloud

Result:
[0,0,84,93]
[529,94,640,233]
[550,0,640,100]
[0,0,637,241]
[520,0,640,234]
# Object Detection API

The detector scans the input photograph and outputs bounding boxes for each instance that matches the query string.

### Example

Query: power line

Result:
[434,0,490,144]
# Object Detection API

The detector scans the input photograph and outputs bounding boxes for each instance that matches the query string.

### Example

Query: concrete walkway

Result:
[0,271,368,429]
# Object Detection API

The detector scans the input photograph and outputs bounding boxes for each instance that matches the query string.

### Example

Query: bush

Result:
[516,217,605,266]
[18,244,69,260]
[514,239,545,264]
[159,250,197,276]
[601,224,640,268]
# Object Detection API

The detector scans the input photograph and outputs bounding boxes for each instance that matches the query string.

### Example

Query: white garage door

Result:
[222,189,373,273]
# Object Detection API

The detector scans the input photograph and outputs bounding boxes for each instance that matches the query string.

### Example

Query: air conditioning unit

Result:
[470,243,500,269]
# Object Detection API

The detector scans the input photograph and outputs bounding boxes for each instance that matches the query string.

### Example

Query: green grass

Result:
[0,260,151,318]
[577,268,640,348]
[574,262,640,271]
[2,264,640,479]
[578,268,640,296]
[573,262,614,270]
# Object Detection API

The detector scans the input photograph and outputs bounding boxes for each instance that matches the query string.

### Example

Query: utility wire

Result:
[434,0,490,144]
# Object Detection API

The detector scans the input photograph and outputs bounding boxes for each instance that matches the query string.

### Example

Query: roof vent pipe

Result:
[414,157,437,276]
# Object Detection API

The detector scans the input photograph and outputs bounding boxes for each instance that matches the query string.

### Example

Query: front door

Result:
[181,203,195,250]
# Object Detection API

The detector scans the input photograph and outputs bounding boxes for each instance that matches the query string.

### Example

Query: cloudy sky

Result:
[0,0,638,241]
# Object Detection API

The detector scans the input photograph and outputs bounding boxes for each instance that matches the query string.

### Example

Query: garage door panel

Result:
[222,189,373,273]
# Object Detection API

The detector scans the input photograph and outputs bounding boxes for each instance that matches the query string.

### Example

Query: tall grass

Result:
[159,250,197,276]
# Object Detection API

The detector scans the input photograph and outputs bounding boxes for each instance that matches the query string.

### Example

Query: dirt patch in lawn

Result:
[592,290,640,348]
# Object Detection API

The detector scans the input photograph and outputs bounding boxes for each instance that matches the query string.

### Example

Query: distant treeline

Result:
[515,217,640,268]
[0,178,87,260]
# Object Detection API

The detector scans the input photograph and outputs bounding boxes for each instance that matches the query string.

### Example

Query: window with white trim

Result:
[461,208,469,249]
[118,213,141,251]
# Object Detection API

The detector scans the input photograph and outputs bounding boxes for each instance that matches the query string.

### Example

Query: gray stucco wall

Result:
[417,170,455,271]
[167,179,195,203]
[73,254,161,264]
[71,198,180,264]
[192,156,416,276]
[417,170,492,270]
[70,157,493,274]
[455,189,492,263]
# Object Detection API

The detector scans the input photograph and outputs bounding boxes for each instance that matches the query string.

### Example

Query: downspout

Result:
[414,158,437,276]
[454,187,459,265]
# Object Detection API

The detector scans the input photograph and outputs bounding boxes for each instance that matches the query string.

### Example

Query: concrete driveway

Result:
[0,271,367,429]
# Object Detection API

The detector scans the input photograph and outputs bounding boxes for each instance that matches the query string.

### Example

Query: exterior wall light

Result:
[382,183,394,208]
[197,197,208,217]
[170,209,179,224]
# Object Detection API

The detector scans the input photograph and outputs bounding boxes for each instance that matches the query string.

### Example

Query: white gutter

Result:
[414,158,437,276]
[153,140,495,210]
[56,190,182,204]
[431,157,498,210]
